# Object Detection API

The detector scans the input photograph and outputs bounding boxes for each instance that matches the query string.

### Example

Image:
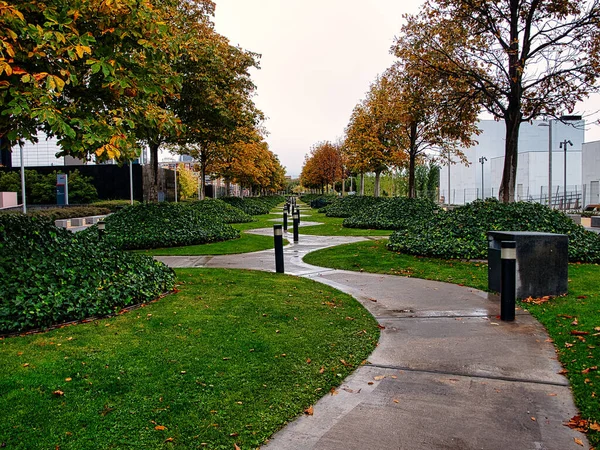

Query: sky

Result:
[212,1,600,178]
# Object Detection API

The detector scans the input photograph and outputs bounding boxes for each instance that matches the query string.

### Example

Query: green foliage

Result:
[187,198,252,223]
[221,195,284,215]
[387,199,600,262]
[102,202,240,250]
[300,194,337,209]
[176,164,198,200]
[0,214,175,333]
[25,206,110,220]
[0,169,98,204]
[344,197,440,229]
[91,199,139,211]
[320,195,389,218]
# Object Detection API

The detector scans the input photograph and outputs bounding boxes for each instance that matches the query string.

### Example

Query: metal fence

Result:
[438,183,599,210]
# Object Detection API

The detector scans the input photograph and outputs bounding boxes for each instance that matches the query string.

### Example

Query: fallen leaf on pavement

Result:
[574,438,584,446]
[373,375,385,381]
[565,415,588,432]
[304,406,314,415]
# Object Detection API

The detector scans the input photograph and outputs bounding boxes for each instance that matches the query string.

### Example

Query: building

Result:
[582,140,600,206]
[439,119,586,207]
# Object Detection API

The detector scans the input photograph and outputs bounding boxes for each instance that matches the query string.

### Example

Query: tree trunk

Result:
[225,180,231,197]
[499,111,522,203]
[360,173,364,196]
[148,141,160,202]
[374,171,381,197]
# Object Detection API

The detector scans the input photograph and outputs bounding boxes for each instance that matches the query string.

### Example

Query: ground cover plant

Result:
[0,215,175,334]
[319,195,389,218]
[101,202,239,250]
[221,195,284,216]
[0,206,111,220]
[297,209,392,237]
[301,194,337,209]
[303,240,600,446]
[0,269,379,449]
[387,199,600,262]
[343,197,440,230]
[139,232,288,256]
[187,198,252,223]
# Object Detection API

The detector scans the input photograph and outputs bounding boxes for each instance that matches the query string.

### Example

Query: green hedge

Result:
[387,199,600,262]
[301,194,337,209]
[344,197,440,229]
[0,206,111,220]
[0,215,175,334]
[187,198,252,223]
[102,202,240,250]
[221,196,284,215]
[91,200,140,211]
[320,196,389,218]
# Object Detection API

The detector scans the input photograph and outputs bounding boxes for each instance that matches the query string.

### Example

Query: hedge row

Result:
[0,206,111,220]
[387,199,600,263]
[187,198,253,223]
[101,202,240,250]
[343,197,440,230]
[319,196,389,218]
[0,215,175,334]
[221,195,284,215]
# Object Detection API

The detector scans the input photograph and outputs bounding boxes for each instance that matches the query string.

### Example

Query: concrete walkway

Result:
[155,227,590,450]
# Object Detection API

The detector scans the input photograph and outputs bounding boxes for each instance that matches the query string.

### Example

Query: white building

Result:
[439,119,585,207]
[582,140,600,206]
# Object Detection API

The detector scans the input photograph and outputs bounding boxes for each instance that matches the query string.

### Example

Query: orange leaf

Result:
[304,406,314,415]
[52,390,64,396]
[571,330,589,336]
[574,437,583,446]
[155,425,166,431]
[234,444,241,450]
[590,422,600,432]
[164,437,174,442]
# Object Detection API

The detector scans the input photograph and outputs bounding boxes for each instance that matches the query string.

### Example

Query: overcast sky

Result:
[213,1,600,178]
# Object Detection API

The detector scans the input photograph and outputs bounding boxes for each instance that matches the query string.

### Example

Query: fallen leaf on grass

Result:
[590,422,600,432]
[52,390,64,396]
[571,330,589,336]
[319,367,325,374]
[558,369,568,375]
[340,359,351,367]
[234,444,241,450]
[164,438,174,443]
[304,406,314,415]
[155,425,166,431]
[565,343,574,348]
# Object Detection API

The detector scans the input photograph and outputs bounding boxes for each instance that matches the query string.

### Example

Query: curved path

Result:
[156,223,589,449]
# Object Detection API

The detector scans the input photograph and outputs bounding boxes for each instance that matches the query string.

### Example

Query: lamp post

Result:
[478,156,487,199]
[560,139,573,208]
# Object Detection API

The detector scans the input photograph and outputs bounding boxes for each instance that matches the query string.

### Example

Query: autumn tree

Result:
[300,141,343,194]
[395,0,600,202]
[176,164,198,200]
[344,77,405,197]
[381,62,479,198]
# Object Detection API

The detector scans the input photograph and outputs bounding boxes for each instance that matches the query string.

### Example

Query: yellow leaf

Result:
[65,377,72,382]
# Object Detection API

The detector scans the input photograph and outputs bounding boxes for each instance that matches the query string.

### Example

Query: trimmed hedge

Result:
[221,196,284,215]
[187,198,252,223]
[343,197,440,229]
[320,196,389,218]
[387,199,600,263]
[102,202,240,250]
[302,194,337,209]
[0,215,175,334]
[0,206,111,220]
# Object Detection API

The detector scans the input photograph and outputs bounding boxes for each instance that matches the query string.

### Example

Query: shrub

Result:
[187,198,252,223]
[343,197,440,229]
[102,202,240,250]
[91,200,139,211]
[320,196,389,218]
[302,194,337,209]
[221,196,284,215]
[0,214,175,334]
[387,199,600,262]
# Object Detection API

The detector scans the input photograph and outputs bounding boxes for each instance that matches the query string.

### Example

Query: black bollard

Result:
[283,211,288,231]
[274,224,284,273]
[500,240,516,321]
[295,207,301,225]
[292,210,299,243]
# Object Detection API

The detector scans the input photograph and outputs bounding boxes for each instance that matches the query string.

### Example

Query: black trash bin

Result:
[487,231,568,299]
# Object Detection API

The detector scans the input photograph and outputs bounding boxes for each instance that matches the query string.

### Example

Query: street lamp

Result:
[560,139,573,208]
[538,115,582,208]
[478,156,487,199]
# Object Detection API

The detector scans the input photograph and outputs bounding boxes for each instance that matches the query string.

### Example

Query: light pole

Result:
[560,139,573,208]
[538,120,553,207]
[478,156,487,199]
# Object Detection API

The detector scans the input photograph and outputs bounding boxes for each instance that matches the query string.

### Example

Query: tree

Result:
[176,164,198,200]
[300,141,343,194]
[395,0,600,202]
[381,63,479,198]
[344,77,407,196]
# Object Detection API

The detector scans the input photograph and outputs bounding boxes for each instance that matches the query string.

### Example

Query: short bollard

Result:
[295,207,301,225]
[283,211,288,231]
[501,240,516,321]
[97,220,106,238]
[274,225,284,273]
[292,211,299,243]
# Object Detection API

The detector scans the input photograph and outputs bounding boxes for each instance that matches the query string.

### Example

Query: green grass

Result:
[304,239,488,290]
[0,269,379,450]
[137,232,288,256]
[296,210,392,237]
[303,240,600,445]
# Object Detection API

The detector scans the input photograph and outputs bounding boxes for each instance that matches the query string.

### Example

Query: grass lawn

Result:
[138,232,288,256]
[295,210,392,237]
[0,269,379,450]
[304,239,600,446]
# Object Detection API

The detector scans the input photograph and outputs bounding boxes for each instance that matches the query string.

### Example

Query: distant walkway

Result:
[156,226,589,449]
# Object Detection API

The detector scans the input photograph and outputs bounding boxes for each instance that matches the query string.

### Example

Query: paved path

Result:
[156,226,590,450]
